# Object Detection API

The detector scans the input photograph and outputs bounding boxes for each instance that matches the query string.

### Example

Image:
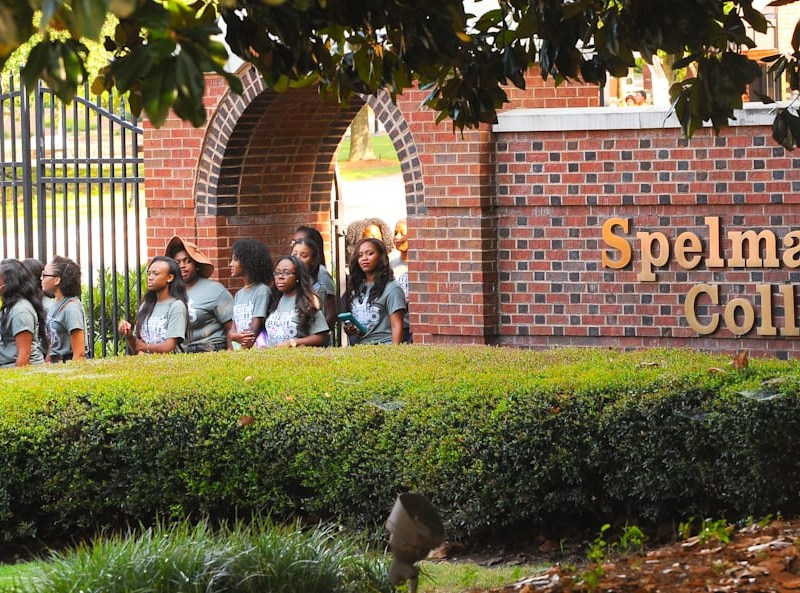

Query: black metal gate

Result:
[0,72,145,357]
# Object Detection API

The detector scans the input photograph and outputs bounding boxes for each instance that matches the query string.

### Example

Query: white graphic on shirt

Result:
[233,302,255,332]
[396,273,409,299]
[141,314,168,344]
[46,318,61,352]
[187,298,197,323]
[264,310,299,347]
[351,287,379,333]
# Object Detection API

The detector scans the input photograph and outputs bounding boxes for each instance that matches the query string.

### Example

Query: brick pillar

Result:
[395,89,499,344]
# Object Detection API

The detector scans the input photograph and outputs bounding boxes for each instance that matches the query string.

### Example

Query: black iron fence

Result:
[0,71,146,357]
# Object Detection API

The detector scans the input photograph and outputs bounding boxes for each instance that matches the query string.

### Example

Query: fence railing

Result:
[0,71,146,357]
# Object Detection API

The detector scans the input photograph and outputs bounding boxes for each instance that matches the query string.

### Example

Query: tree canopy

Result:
[3,0,799,147]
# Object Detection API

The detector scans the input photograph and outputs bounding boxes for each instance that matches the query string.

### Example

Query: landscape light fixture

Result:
[385,493,445,593]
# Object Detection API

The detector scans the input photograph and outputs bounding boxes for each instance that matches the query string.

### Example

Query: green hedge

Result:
[0,346,798,546]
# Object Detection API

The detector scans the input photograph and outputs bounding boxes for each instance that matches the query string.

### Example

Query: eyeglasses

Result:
[41,273,59,278]
[273,271,295,278]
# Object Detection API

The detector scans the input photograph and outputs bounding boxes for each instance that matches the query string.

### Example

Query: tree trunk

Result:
[348,105,376,161]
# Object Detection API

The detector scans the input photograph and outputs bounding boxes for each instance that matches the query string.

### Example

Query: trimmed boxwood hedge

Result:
[0,346,798,547]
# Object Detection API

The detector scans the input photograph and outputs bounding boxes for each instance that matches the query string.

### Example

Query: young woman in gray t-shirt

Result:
[118,256,189,354]
[262,256,329,348]
[0,258,47,367]
[41,255,86,362]
[229,239,273,350]
[342,238,406,346]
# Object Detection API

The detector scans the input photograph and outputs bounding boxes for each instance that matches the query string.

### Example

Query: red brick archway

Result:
[144,65,597,345]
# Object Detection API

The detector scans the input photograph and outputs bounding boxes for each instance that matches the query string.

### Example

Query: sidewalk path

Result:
[339,173,406,228]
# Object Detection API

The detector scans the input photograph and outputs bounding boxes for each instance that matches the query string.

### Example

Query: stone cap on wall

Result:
[493,102,778,133]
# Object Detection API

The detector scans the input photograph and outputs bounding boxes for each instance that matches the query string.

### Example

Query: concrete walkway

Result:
[339,173,407,229]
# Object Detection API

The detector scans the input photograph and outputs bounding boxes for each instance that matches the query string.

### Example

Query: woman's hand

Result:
[229,329,255,349]
[240,330,255,349]
[341,321,362,336]
[118,320,132,337]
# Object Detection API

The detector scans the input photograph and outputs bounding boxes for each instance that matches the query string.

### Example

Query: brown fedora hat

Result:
[165,236,214,278]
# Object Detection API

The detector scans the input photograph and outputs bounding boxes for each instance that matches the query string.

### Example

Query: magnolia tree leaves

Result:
[2,0,800,147]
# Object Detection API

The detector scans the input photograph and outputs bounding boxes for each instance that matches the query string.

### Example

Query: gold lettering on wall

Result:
[601,218,631,269]
[600,217,800,338]
[728,230,779,268]
[685,284,719,334]
[674,231,702,269]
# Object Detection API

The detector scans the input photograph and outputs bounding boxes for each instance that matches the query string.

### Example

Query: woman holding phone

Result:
[342,238,405,345]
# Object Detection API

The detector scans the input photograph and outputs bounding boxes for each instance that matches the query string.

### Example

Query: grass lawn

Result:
[0,555,548,593]
[0,560,43,591]
[417,560,548,593]
[337,133,401,181]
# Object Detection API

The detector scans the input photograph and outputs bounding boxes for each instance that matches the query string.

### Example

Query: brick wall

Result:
[494,106,800,358]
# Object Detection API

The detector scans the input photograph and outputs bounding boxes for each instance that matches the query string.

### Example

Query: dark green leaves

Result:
[670,51,761,138]
[72,0,109,40]
[1,0,797,145]
[21,39,89,103]
[772,108,800,150]
[141,60,178,127]
[173,51,205,126]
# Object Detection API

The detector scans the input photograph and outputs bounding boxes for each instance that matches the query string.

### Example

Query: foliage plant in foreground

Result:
[0,346,798,548]
[12,518,391,593]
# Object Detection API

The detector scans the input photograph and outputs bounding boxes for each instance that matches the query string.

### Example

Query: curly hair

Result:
[344,217,393,262]
[345,238,394,309]
[49,255,82,298]
[135,256,188,336]
[0,258,48,349]
[267,255,321,334]
[231,239,274,287]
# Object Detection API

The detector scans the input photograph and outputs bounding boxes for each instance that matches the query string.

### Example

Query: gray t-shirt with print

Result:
[186,277,234,351]
[233,283,270,332]
[137,298,188,353]
[46,297,86,359]
[0,299,45,367]
[350,280,406,345]
[263,293,329,347]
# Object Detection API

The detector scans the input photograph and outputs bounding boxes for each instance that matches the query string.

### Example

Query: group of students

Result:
[0,220,411,366]
[118,221,411,355]
[0,256,86,367]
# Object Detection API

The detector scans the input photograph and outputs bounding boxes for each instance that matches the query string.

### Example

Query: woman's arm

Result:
[70,329,86,361]
[240,316,264,349]
[118,320,140,355]
[276,333,325,348]
[323,294,337,328]
[390,310,405,345]
[144,337,180,354]
[14,331,33,366]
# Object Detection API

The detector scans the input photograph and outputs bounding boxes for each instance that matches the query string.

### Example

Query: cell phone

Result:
[337,312,368,334]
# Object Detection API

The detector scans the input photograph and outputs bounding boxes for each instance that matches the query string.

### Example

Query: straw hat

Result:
[165,236,214,278]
